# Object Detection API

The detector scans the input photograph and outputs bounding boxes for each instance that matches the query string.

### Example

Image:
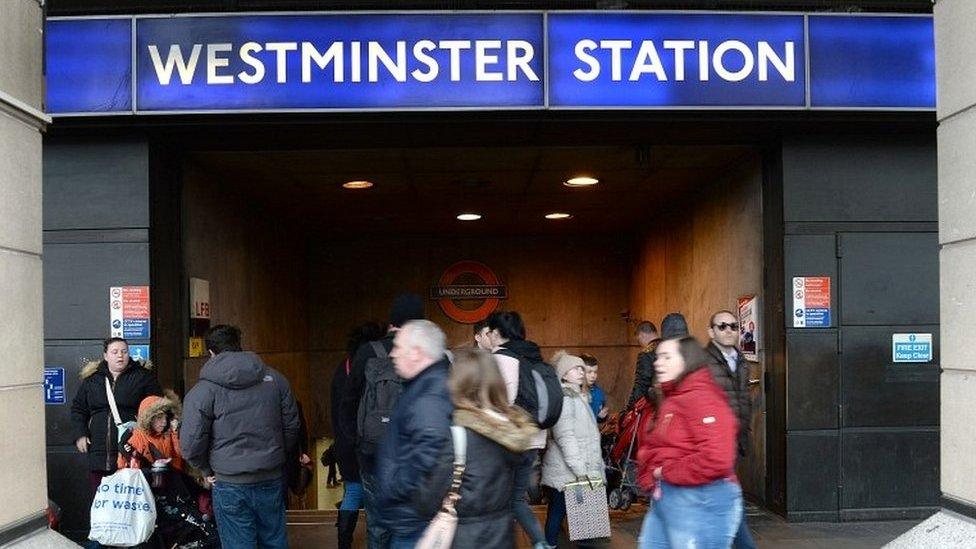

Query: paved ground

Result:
[607,504,921,549]
[289,505,923,548]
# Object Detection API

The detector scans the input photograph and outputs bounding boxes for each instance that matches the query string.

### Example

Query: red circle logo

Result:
[431,261,507,324]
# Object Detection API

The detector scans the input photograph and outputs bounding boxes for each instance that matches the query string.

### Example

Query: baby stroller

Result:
[120,440,221,549]
[149,468,221,549]
[601,396,654,511]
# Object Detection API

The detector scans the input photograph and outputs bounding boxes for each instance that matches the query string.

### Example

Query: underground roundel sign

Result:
[430,261,507,324]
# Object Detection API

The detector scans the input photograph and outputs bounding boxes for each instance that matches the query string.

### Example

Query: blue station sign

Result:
[45,11,935,115]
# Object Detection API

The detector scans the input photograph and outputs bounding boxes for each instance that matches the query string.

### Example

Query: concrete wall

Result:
[629,155,766,499]
[0,0,48,539]
[935,0,976,510]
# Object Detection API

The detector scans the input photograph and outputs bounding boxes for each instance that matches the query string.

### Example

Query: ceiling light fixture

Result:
[457,213,483,221]
[564,176,600,187]
[342,180,374,189]
[545,212,573,220]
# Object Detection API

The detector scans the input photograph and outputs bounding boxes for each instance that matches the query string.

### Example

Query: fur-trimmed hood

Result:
[453,408,539,453]
[80,357,153,380]
[135,390,181,432]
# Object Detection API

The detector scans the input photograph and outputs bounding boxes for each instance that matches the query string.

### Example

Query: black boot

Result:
[336,510,359,549]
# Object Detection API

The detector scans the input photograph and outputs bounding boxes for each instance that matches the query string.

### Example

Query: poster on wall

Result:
[792,276,831,328]
[737,295,760,362]
[110,286,150,338]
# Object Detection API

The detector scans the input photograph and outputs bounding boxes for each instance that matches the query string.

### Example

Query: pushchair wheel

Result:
[619,488,634,511]
[608,488,622,510]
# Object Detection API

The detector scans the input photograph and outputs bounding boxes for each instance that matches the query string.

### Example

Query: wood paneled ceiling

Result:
[188,144,755,235]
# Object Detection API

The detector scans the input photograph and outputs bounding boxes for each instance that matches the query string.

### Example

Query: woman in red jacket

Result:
[636,336,742,549]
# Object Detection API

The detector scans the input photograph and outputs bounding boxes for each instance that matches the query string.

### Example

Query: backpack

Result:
[496,348,563,430]
[356,341,403,456]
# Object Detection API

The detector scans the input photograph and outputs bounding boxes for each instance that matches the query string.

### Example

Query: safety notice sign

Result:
[110,286,151,339]
[792,276,831,328]
[892,333,932,363]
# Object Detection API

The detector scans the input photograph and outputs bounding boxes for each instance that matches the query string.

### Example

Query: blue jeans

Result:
[514,450,546,544]
[733,505,757,549]
[212,478,289,549]
[390,532,422,549]
[544,486,567,546]
[638,480,742,549]
[361,465,391,549]
[340,480,364,510]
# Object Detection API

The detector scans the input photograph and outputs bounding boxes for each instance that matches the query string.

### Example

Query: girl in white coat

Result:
[541,351,607,546]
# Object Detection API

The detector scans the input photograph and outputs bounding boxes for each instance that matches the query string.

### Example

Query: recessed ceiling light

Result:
[545,212,573,220]
[457,213,482,221]
[564,176,600,187]
[342,180,374,189]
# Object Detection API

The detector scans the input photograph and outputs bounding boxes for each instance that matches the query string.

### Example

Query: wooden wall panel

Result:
[182,162,314,506]
[308,235,639,429]
[629,154,766,498]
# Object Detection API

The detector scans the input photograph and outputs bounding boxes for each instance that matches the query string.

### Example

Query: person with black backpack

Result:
[487,311,564,549]
[336,293,425,549]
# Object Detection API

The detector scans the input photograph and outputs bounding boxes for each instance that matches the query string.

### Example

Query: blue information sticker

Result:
[44,367,66,405]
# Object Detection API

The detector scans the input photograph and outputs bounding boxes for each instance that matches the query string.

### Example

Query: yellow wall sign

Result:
[188,337,205,358]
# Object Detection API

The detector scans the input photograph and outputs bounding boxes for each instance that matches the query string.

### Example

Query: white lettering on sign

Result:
[147,40,541,85]
[571,39,795,83]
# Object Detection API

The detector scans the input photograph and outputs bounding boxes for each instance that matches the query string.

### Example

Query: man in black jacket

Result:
[181,325,300,549]
[704,309,755,549]
[337,293,425,549]
[626,321,660,409]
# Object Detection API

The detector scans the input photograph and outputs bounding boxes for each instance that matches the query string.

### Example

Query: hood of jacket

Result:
[199,351,268,389]
[453,408,539,453]
[661,368,719,398]
[80,357,153,380]
[136,391,181,432]
[501,339,544,362]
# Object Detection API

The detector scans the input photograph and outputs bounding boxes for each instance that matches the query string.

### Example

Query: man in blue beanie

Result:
[627,313,689,408]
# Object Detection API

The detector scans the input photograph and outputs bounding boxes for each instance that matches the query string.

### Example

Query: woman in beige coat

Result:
[541,351,606,546]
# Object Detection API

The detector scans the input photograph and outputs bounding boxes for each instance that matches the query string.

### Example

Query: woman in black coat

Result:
[70,337,162,492]
[330,321,383,548]
[418,349,539,548]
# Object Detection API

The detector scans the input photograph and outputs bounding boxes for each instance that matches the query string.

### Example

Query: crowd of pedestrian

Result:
[71,291,757,548]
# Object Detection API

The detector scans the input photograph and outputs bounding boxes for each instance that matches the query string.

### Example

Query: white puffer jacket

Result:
[541,383,606,491]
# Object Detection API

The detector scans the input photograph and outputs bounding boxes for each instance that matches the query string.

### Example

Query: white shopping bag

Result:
[89,468,156,547]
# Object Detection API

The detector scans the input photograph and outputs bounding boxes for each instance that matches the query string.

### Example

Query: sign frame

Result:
[46,10,936,117]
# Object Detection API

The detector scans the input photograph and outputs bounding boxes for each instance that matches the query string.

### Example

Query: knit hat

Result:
[389,293,425,327]
[661,312,689,339]
[552,350,585,380]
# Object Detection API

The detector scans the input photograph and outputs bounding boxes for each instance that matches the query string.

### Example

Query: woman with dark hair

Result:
[636,336,741,548]
[331,321,384,548]
[70,337,162,510]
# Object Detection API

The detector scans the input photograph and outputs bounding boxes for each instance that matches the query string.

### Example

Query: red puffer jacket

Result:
[637,368,738,490]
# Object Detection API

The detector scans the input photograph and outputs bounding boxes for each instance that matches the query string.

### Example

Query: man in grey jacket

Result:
[181,324,300,549]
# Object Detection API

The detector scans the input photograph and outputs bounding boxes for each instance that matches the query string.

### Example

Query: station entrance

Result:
[158,118,770,518]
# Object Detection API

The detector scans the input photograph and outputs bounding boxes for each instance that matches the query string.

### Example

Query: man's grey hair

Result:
[400,319,447,361]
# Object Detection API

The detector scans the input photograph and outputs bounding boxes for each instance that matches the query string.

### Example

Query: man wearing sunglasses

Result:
[705,309,756,549]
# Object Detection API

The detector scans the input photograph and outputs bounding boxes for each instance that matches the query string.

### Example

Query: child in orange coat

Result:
[118,393,184,472]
